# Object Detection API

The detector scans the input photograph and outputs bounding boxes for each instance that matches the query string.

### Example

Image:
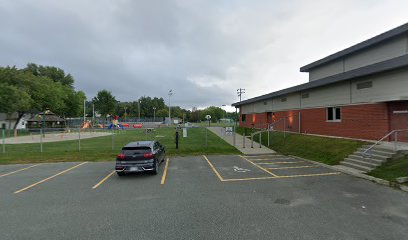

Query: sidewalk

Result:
[207,127,275,155]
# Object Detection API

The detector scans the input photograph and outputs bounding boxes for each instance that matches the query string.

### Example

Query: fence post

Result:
[2,129,5,153]
[243,131,245,148]
[40,129,43,153]
[259,132,262,148]
[233,125,236,146]
[78,128,81,152]
[205,128,208,149]
[111,129,114,151]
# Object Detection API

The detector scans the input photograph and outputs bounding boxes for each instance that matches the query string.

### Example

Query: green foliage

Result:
[369,156,408,182]
[156,108,169,118]
[24,63,74,87]
[236,127,365,165]
[0,64,87,128]
[92,89,117,117]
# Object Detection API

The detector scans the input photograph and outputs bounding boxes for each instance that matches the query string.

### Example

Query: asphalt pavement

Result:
[0,154,407,240]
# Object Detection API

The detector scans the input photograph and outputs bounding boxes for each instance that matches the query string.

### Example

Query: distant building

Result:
[27,110,66,131]
[0,113,30,130]
[233,23,408,141]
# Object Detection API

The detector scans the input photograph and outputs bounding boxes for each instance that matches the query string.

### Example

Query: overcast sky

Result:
[1,0,407,111]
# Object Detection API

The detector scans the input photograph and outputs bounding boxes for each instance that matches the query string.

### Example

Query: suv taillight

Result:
[143,153,154,158]
[117,154,125,160]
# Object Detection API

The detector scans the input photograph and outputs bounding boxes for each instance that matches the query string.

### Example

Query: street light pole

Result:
[153,107,156,122]
[221,104,226,119]
[168,90,173,125]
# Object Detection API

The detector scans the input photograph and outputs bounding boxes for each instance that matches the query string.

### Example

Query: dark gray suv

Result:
[115,141,165,176]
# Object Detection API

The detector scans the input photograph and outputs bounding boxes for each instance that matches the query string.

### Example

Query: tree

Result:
[92,90,117,121]
[24,63,74,87]
[156,109,169,118]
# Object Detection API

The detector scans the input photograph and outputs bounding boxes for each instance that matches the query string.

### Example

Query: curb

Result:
[289,155,408,193]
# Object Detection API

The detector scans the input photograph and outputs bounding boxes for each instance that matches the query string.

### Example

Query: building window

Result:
[327,107,341,122]
[356,81,372,90]
[241,114,246,122]
[281,97,287,102]
[301,93,310,99]
[263,101,267,105]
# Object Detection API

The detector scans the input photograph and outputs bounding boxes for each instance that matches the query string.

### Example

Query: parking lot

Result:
[1,154,408,240]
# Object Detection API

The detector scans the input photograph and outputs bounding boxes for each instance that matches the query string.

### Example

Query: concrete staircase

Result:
[340,145,396,173]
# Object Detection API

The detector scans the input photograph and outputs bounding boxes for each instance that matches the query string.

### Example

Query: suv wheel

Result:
[117,171,125,177]
[151,160,159,175]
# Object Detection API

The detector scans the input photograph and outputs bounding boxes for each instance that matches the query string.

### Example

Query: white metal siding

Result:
[241,104,254,114]
[272,93,300,111]
[351,68,408,103]
[301,82,351,108]
[309,59,344,81]
[345,36,407,71]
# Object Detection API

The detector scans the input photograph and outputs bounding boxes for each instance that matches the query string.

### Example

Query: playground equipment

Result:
[108,116,124,130]
[81,121,92,129]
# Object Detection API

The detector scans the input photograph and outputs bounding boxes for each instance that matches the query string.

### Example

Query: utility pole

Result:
[236,88,245,126]
[168,89,173,125]
[153,107,156,122]
[83,99,86,124]
[138,101,141,122]
[124,106,127,122]
[92,103,95,125]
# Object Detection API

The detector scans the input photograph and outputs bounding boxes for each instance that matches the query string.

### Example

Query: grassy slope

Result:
[369,155,408,183]
[237,127,366,165]
[0,127,239,164]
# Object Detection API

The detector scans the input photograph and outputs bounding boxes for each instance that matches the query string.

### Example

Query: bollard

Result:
[259,132,262,148]
[243,131,245,148]
[251,134,254,148]
[2,129,5,153]
[111,129,114,151]
[40,129,43,153]
[205,128,208,149]
[78,128,81,152]
[233,126,236,146]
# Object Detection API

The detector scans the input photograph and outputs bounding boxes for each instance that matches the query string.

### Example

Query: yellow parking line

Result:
[202,155,224,181]
[223,176,277,182]
[239,155,279,177]
[247,158,289,161]
[0,164,41,178]
[14,162,88,194]
[161,158,170,185]
[256,161,305,165]
[266,165,317,170]
[275,172,340,178]
[92,170,116,189]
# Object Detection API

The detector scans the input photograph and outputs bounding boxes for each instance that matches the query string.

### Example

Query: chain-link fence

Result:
[0,122,239,162]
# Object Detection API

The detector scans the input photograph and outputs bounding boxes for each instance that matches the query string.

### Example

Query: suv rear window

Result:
[121,147,151,155]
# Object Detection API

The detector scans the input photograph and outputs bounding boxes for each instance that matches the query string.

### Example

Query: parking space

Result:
[0,156,407,240]
[204,154,340,181]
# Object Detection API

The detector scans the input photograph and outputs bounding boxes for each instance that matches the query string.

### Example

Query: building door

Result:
[388,101,408,142]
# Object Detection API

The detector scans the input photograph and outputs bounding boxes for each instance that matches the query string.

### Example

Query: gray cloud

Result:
[1,0,407,111]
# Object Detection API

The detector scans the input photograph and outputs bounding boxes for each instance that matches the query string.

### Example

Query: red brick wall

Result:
[388,101,408,141]
[240,103,391,140]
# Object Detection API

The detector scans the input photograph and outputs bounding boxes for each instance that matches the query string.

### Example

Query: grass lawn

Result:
[0,127,239,164]
[236,127,366,165]
[368,155,408,184]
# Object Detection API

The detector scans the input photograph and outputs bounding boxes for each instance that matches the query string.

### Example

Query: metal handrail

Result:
[363,129,408,157]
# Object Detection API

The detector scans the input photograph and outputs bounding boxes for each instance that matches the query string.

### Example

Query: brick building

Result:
[232,23,408,141]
